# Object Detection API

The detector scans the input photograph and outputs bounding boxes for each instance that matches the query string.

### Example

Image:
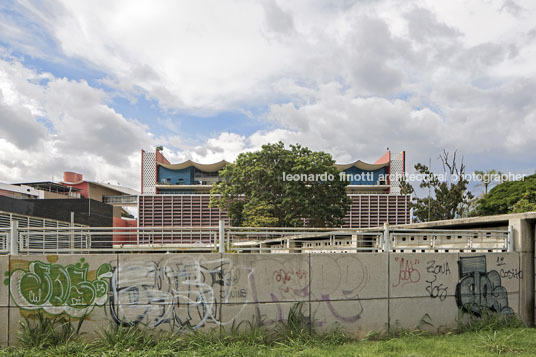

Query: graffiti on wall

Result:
[109,256,250,329]
[392,257,421,288]
[4,256,112,317]
[391,255,453,301]
[425,260,451,301]
[308,255,368,325]
[108,254,370,330]
[1,253,521,333]
[455,255,514,316]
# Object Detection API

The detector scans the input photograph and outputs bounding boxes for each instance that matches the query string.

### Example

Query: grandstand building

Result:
[139,149,411,228]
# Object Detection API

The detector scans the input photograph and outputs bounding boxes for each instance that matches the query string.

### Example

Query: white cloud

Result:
[9,1,536,108]
[1,0,536,186]
[159,77,536,177]
[0,95,48,148]
[0,55,153,189]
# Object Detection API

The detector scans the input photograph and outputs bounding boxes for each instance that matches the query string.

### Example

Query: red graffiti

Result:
[392,257,421,288]
[295,270,307,280]
[273,269,307,292]
[274,269,292,284]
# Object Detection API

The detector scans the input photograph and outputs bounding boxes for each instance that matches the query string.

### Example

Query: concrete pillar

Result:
[9,220,18,255]
[379,230,384,251]
[70,211,75,254]
[352,234,358,251]
[219,220,225,253]
[510,217,535,326]
[286,238,297,253]
[508,225,514,252]
[383,222,390,252]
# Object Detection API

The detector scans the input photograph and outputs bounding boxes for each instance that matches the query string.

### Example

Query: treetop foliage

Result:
[473,173,536,216]
[210,142,350,227]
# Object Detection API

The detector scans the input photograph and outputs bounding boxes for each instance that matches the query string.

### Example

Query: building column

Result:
[510,217,535,326]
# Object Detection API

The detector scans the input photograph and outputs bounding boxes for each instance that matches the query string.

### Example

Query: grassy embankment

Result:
[1,304,534,356]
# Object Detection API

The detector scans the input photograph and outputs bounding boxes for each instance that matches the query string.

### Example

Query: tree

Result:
[473,174,536,215]
[210,142,350,227]
[511,191,536,213]
[474,169,504,195]
[403,150,474,222]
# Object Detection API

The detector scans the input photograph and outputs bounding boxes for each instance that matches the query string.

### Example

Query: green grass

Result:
[1,306,536,356]
[2,327,536,356]
[15,311,87,349]
[455,309,525,333]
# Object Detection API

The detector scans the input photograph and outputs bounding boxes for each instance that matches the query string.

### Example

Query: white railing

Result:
[102,195,138,204]
[226,227,510,253]
[16,226,219,254]
[4,220,513,255]
[389,229,509,252]
[0,228,9,254]
[226,227,382,253]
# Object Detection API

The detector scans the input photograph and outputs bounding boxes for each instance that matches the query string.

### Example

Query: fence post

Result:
[507,225,514,252]
[70,211,75,254]
[383,222,390,252]
[378,230,384,252]
[219,220,225,253]
[10,220,19,255]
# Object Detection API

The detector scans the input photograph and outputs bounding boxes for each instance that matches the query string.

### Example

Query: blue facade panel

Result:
[157,188,195,194]
[158,166,195,185]
[342,166,387,185]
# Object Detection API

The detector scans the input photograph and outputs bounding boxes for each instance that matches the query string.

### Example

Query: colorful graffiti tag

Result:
[0,253,521,335]
[3,257,112,317]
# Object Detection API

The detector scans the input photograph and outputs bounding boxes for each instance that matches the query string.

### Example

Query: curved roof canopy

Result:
[158,160,231,173]
[334,160,389,171]
[159,159,386,172]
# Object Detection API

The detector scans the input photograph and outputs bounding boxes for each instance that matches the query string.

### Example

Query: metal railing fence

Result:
[389,228,510,252]
[226,227,383,252]
[0,228,9,254]
[3,220,513,255]
[15,225,218,254]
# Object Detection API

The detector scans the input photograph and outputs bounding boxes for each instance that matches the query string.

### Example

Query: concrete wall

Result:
[392,212,536,326]
[0,252,525,346]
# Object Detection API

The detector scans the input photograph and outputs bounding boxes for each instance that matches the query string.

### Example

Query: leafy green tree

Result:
[511,191,536,213]
[473,174,536,215]
[210,142,350,227]
[403,150,474,222]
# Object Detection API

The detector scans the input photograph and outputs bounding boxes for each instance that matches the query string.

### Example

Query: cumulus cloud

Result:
[8,1,536,107]
[42,78,150,164]
[0,95,48,148]
[0,55,153,188]
[1,0,536,189]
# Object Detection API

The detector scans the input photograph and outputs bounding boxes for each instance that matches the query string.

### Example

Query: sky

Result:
[0,0,535,194]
